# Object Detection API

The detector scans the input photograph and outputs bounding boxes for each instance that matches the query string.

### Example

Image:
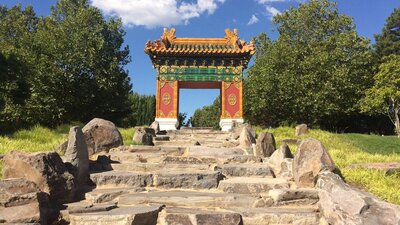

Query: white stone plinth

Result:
[155,118,178,131]
[219,119,244,131]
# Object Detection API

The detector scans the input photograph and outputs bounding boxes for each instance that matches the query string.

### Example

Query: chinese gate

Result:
[145,28,255,131]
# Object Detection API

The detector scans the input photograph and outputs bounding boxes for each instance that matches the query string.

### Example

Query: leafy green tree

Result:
[191,97,220,128]
[374,8,400,59]
[23,0,132,126]
[244,0,374,128]
[361,55,400,135]
[122,93,156,127]
[0,5,37,130]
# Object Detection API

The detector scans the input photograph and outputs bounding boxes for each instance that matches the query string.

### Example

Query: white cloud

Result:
[257,0,286,3]
[266,5,281,18]
[247,15,259,25]
[90,0,226,28]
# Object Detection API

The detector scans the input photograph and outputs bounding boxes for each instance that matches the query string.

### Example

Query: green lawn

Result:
[262,127,400,204]
[1,125,399,204]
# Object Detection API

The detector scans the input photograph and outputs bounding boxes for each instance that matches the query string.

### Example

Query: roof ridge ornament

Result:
[161,27,176,48]
[224,28,239,48]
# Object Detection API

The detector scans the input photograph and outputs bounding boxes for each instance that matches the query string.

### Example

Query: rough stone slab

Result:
[118,190,261,208]
[162,156,219,164]
[225,155,263,164]
[226,207,319,225]
[217,164,275,177]
[85,187,144,203]
[69,205,163,225]
[154,171,223,189]
[109,145,161,153]
[62,201,117,214]
[0,202,41,223]
[264,188,319,205]
[157,207,243,225]
[111,162,215,172]
[90,171,153,188]
[184,146,246,158]
[218,177,289,195]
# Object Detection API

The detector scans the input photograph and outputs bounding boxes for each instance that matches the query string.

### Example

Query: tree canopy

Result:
[244,0,374,130]
[374,8,400,59]
[0,0,132,131]
[191,97,220,128]
[361,55,400,135]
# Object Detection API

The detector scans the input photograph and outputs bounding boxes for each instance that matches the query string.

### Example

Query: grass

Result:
[261,126,400,204]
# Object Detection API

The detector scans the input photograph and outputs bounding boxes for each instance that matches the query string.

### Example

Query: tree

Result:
[361,55,400,135]
[191,97,220,128]
[0,5,37,130]
[244,0,374,129]
[374,8,400,59]
[27,0,132,126]
[122,93,156,127]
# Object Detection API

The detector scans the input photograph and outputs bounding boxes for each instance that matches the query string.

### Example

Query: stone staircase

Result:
[61,128,321,225]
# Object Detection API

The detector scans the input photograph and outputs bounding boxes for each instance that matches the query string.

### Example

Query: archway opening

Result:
[178,82,221,128]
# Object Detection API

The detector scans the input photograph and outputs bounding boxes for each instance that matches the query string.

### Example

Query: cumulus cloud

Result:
[247,15,259,25]
[266,6,281,18]
[90,0,226,28]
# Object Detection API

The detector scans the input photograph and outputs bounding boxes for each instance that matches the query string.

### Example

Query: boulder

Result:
[2,151,75,204]
[82,118,123,156]
[231,123,255,140]
[295,124,308,136]
[133,127,156,144]
[292,138,335,187]
[317,171,400,225]
[267,143,293,176]
[64,126,89,186]
[0,178,53,224]
[238,127,256,154]
[255,132,276,157]
[149,121,160,134]
[142,133,155,146]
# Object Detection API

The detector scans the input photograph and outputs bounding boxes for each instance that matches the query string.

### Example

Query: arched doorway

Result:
[145,28,255,131]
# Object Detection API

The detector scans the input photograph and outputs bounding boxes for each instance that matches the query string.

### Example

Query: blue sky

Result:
[1,0,398,118]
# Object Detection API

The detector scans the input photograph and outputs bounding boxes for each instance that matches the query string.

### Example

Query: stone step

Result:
[218,177,290,195]
[153,140,201,147]
[68,205,163,225]
[217,164,275,177]
[184,146,246,158]
[85,187,145,203]
[90,170,223,189]
[154,136,170,141]
[110,162,216,172]
[118,190,264,208]
[263,188,319,206]
[157,207,243,225]
[225,207,320,225]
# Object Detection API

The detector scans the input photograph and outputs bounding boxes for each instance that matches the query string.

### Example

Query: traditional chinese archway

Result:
[145,28,255,131]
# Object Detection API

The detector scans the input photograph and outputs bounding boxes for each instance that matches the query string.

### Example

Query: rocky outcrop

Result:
[82,118,123,156]
[292,138,335,187]
[64,126,89,186]
[0,178,53,224]
[317,171,400,225]
[255,132,276,157]
[2,151,75,204]
[231,123,255,140]
[295,124,309,136]
[238,127,256,154]
[267,143,293,176]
